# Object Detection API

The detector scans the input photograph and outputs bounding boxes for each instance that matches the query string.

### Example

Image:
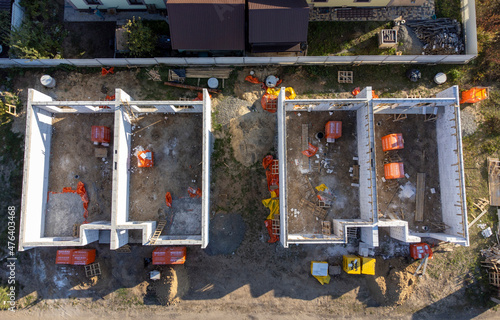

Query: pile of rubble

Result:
[481,244,500,301]
[406,18,465,55]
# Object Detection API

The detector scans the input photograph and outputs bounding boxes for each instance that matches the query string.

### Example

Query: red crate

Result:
[55,249,76,265]
[91,126,111,145]
[152,247,186,265]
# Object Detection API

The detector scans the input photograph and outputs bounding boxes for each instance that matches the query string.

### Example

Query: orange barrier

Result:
[302,143,318,157]
[101,67,114,76]
[188,187,202,198]
[263,155,279,196]
[381,133,404,152]
[351,87,361,96]
[165,192,172,207]
[245,75,261,84]
[384,162,405,180]
[264,219,279,243]
[325,121,342,143]
[261,93,278,113]
[137,150,154,167]
[460,87,488,104]
[53,181,89,223]
[152,247,186,265]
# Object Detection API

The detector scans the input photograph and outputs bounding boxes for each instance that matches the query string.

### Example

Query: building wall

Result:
[68,0,166,10]
[307,0,391,7]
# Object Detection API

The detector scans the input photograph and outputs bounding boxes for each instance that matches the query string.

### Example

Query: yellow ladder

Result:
[150,220,167,245]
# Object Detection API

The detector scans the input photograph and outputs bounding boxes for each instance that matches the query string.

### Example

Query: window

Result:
[127,0,145,4]
[84,0,101,5]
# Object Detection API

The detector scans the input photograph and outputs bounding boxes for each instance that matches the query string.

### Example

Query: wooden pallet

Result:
[488,158,500,206]
[338,71,353,83]
[150,220,167,245]
[298,179,316,201]
[299,199,327,220]
[490,271,500,287]
[301,124,309,152]
[116,244,131,253]
[85,263,101,278]
[415,173,426,222]
[322,221,332,236]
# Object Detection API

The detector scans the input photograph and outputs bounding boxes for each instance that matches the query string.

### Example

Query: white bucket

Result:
[434,73,447,85]
[208,77,219,89]
[40,75,56,88]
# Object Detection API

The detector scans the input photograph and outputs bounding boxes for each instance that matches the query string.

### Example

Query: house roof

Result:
[248,0,309,44]
[167,0,245,51]
[0,0,11,11]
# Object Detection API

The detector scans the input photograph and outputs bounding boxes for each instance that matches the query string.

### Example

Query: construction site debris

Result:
[406,19,464,55]
[51,181,90,224]
[302,143,319,157]
[187,187,202,198]
[101,67,114,76]
[165,192,172,207]
[137,150,154,168]
[163,81,221,93]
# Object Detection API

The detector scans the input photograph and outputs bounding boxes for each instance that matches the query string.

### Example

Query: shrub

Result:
[125,17,157,57]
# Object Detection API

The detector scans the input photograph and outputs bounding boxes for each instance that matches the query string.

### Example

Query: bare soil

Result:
[48,114,115,225]
[374,114,442,231]
[286,111,360,234]
[2,68,498,320]
[129,113,203,236]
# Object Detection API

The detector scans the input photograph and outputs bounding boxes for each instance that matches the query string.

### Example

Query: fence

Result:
[1,0,477,68]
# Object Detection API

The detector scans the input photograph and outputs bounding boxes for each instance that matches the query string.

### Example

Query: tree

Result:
[125,17,157,57]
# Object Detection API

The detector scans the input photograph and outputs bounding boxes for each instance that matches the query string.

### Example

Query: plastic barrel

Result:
[40,75,56,88]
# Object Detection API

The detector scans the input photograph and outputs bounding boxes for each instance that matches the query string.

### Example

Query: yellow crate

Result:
[343,255,361,274]
[361,257,376,275]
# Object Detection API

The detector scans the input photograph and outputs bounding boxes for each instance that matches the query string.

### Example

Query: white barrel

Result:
[40,75,56,88]
[434,73,447,85]
[208,77,219,89]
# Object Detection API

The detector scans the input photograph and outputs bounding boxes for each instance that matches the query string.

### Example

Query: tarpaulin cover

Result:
[262,191,279,220]
[165,192,172,207]
[460,87,488,104]
[53,181,89,223]
[302,143,318,157]
[188,187,202,198]
[264,219,279,243]
[137,150,154,167]
[152,246,186,265]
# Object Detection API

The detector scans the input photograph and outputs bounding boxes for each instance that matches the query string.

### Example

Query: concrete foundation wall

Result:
[20,89,211,250]
[277,89,288,248]
[435,104,468,242]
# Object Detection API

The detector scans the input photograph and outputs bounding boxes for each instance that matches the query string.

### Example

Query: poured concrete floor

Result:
[129,113,202,236]
[374,114,442,233]
[47,113,114,228]
[286,111,360,235]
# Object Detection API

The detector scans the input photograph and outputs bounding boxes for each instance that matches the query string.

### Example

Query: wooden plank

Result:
[488,158,500,206]
[468,208,489,229]
[186,68,232,79]
[415,173,426,222]
[301,124,308,152]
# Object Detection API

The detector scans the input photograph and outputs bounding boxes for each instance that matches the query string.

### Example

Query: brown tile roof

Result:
[167,0,245,51]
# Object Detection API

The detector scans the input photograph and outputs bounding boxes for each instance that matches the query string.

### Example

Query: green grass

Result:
[435,0,462,21]
[307,21,391,56]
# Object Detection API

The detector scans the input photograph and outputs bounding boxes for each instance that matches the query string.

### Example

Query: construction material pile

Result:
[481,244,500,269]
[406,19,464,55]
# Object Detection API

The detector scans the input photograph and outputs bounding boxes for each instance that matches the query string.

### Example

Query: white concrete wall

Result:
[201,89,211,248]
[20,91,53,245]
[277,88,288,248]
[435,104,468,241]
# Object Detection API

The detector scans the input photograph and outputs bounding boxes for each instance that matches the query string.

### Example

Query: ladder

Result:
[149,220,167,245]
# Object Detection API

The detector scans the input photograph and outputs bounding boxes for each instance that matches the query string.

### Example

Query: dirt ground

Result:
[129,113,202,237]
[48,114,115,227]
[374,114,442,232]
[286,111,360,234]
[2,68,498,319]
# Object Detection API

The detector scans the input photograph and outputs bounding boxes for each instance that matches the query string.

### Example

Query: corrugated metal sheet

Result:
[248,0,309,44]
[167,0,245,51]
